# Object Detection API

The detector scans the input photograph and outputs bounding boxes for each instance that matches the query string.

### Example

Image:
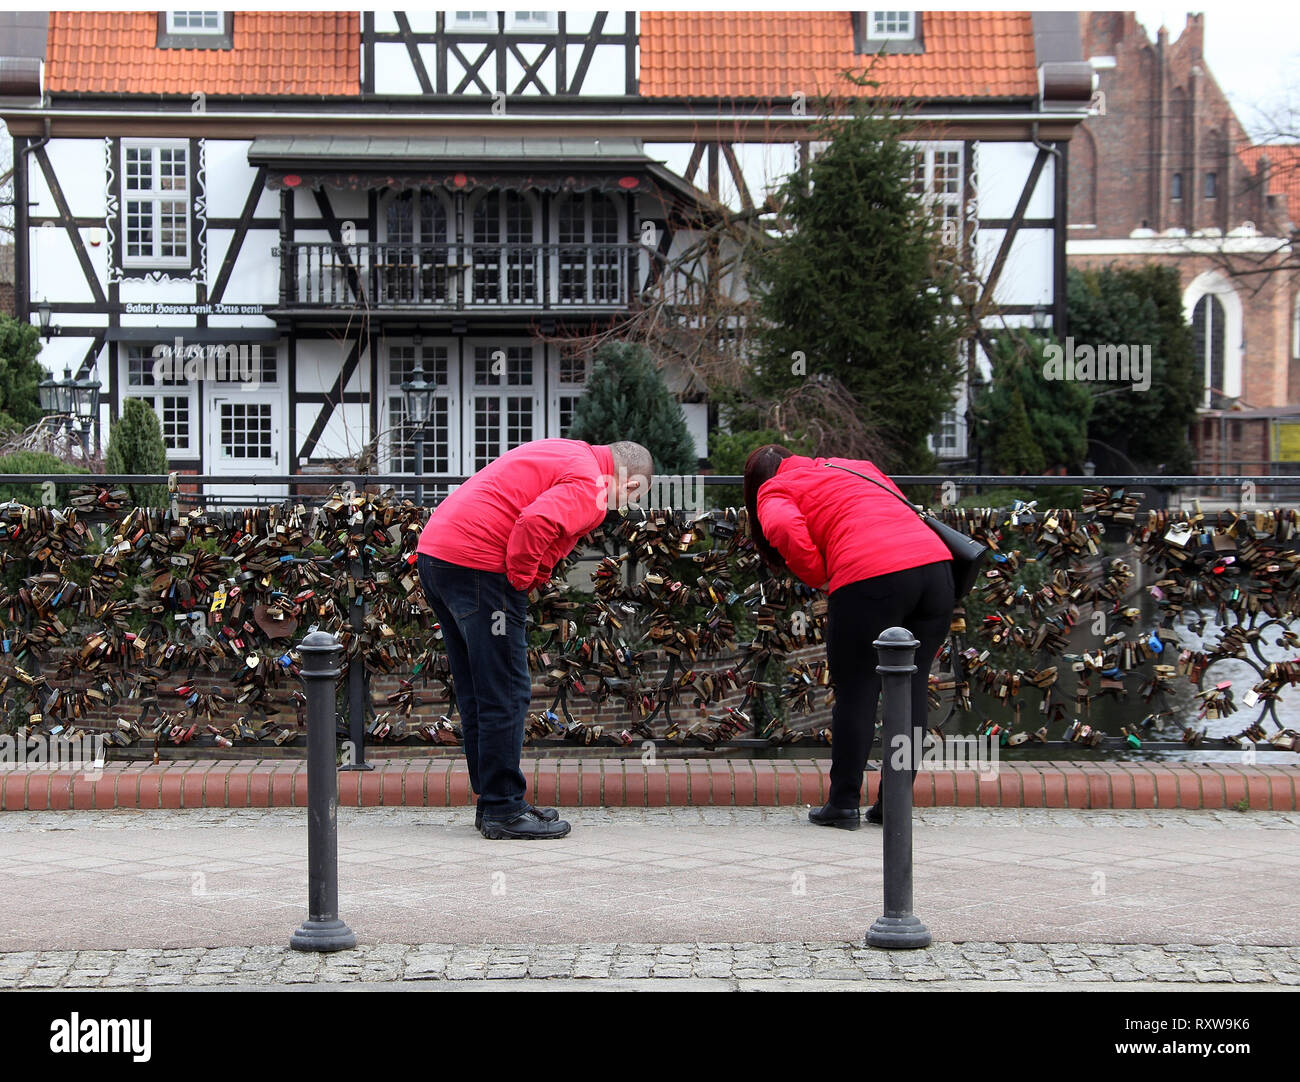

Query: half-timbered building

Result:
[1,10,1092,493]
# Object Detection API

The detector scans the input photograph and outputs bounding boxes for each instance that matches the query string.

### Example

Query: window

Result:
[382,190,451,304]
[470,343,538,470]
[1171,172,1183,200]
[122,345,196,457]
[1204,171,1218,199]
[869,11,914,38]
[1193,294,1227,408]
[165,11,222,33]
[856,11,922,53]
[1292,294,1300,360]
[387,341,454,496]
[506,11,557,32]
[449,11,494,31]
[908,143,963,246]
[158,11,231,48]
[470,192,540,304]
[122,141,189,267]
[218,401,273,461]
[554,193,623,305]
[553,352,588,437]
[933,410,960,455]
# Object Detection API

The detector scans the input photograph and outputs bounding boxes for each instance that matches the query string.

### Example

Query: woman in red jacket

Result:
[744,445,955,829]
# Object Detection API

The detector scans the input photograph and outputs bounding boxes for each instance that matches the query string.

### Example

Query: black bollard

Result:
[290,630,357,952]
[865,626,931,950]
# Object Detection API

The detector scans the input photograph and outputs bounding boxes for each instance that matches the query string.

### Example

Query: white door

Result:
[205,392,286,505]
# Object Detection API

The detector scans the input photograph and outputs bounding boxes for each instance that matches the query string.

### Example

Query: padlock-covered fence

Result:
[2,473,1300,758]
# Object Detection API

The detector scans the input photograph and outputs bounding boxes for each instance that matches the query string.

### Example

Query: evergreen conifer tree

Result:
[566,342,697,475]
[105,398,169,507]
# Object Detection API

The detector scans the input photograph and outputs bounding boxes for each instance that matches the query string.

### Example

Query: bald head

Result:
[604,441,654,510]
[609,441,654,481]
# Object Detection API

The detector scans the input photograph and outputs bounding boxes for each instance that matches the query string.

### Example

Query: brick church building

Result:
[1067,11,1299,474]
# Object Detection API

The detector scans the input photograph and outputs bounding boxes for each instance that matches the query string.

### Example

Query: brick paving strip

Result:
[3,941,1299,989]
[2,758,1298,811]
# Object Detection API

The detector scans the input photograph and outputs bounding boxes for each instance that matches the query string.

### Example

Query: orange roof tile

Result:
[1238,144,1300,220]
[639,11,1039,100]
[45,11,359,97]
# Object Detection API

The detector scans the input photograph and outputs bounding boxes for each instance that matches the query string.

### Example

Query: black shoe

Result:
[865,802,883,825]
[808,803,861,830]
[480,808,572,840]
[475,804,559,831]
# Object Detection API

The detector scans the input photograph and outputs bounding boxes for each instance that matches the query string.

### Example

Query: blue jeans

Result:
[417,553,532,819]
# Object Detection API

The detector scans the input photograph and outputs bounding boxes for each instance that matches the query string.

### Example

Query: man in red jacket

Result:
[416,439,653,839]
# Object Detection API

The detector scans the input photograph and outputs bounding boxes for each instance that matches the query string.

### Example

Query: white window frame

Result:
[448,10,495,32]
[1183,270,1244,408]
[906,141,964,247]
[867,12,915,40]
[165,11,223,35]
[549,348,588,437]
[120,344,198,458]
[121,139,190,269]
[1293,293,1300,361]
[385,338,461,493]
[506,11,557,32]
[550,192,625,307]
[467,190,541,305]
[464,338,542,471]
[205,341,280,389]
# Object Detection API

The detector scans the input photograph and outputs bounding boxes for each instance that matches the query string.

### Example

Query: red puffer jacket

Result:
[755,455,951,593]
[417,439,613,591]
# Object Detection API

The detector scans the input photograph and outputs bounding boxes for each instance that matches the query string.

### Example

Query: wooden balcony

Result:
[276,240,638,313]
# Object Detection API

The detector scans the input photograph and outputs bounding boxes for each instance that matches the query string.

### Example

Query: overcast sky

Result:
[1132,3,1300,141]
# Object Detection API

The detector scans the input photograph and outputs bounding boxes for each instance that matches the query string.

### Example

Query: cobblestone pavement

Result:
[2,941,1298,989]
[1,807,1297,967]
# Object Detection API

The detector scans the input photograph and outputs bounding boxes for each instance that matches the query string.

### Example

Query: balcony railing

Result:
[277,241,638,311]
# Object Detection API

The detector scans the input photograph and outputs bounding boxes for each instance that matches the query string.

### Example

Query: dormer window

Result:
[157,11,232,49]
[870,12,914,39]
[448,11,494,31]
[854,11,924,55]
[507,12,557,33]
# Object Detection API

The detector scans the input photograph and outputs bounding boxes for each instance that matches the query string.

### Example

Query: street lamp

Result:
[399,363,436,506]
[38,365,101,460]
[1031,302,1048,331]
[35,300,53,340]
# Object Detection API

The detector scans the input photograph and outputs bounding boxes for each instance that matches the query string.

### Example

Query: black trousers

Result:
[416,553,532,819]
[826,560,955,809]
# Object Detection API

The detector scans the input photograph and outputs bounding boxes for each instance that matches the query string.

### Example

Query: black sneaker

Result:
[808,803,861,830]
[480,808,572,840]
[475,804,559,831]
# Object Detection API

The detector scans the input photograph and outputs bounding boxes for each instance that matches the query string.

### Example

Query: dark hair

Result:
[743,443,795,571]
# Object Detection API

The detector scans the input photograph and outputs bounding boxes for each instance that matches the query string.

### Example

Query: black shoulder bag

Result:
[822,462,990,599]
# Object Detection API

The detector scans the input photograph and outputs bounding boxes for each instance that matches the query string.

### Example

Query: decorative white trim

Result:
[108,137,206,283]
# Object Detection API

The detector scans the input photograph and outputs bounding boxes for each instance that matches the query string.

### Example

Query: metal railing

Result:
[278,240,638,311]
[11,473,1300,511]
[7,471,1300,759]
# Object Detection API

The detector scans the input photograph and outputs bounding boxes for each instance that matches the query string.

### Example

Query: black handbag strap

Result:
[822,462,926,519]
